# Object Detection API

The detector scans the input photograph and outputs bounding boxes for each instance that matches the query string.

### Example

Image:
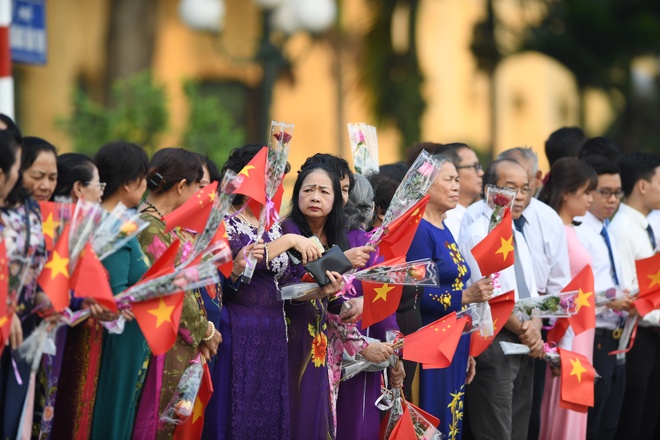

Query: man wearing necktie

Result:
[575,156,633,439]
[609,152,660,440]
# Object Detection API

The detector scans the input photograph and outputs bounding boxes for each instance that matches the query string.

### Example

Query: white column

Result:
[0,0,13,119]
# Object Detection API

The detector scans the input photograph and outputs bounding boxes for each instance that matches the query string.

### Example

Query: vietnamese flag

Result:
[37,224,72,312]
[633,253,660,316]
[378,195,430,261]
[559,348,596,412]
[233,147,268,217]
[173,363,214,440]
[403,312,467,368]
[388,403,417,440]
[132,291,185,355]
[209,221,234,279]
[163,181,219,234]
[469,290,516,357]
[0,242,10,353]
[361,282,403,330]
[38,201,63,252]
[548,265,595,342]
[137,239,181,285]
[71,243,117,312]
[470,207,515,276]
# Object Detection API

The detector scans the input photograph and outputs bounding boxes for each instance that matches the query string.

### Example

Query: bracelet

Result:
[264,243,270,270]
[231,269,243,278]
[202,321,216,342]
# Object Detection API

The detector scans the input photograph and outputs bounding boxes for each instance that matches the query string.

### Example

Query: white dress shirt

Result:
[459,207,538,301]
[459,199,485,241]
[443,203,466,241]
[575,211,625,330]
[517,198,571,296]
[609,202,660,326]
[647,209,660,245]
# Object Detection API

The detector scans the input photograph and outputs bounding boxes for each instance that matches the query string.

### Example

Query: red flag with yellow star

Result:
[38,201,67,252]
[137,239,181,285]
[207,221,234,280]
[37,225,72,312]
[403,312,468,368]
[548,264,595,342]
[132,291,185,355]
[233,147,268,218]
[469,290,516,357]
[633,253,660,316]
[559,347,596,412]
[388,403,417,440]
[378,195,430,261]
[361,281,403,330]
[470,208,515,276]
[0,242,10,354]
[71,243,117,312]
[173,362,214,440]
[163,181,219,234]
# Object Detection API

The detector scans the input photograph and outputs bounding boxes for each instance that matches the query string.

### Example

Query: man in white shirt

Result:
[440,143,484,241]
[460,159,543,440]
[610,152,660,440]
[496,147,571,440]
[575,156,632,440]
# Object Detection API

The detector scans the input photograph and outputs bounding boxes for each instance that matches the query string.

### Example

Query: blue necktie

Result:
[601,223,619,286]
[514,216,526,238]
[647,225,657,251]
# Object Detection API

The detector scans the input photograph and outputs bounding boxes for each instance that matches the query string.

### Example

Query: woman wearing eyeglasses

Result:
[538,158,598,440]
[52,153,105,203]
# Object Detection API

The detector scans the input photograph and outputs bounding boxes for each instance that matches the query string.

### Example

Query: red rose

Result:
[492,194,511,207]
[273,131,293,144]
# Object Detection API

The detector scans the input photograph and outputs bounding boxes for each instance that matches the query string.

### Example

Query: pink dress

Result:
[539,225,594,440]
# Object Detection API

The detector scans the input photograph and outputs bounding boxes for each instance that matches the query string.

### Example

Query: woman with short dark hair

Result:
[53,153,104,203]
[21,136,57,202]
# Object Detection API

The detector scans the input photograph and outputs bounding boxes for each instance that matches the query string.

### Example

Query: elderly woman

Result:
[397,156,493,439]
[52,153,104,203]
[281,162,393,440]
[21,136,58,202]
[131,148,222,440]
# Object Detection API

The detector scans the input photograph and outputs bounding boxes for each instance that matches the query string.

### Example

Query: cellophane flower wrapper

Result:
[457,305,481,334]
[408,402,444,440]
[514,290,579,319]
[160,358,204,424]
[91,202,149,261]
[381,388,404,440]
[6,253,35,314]
[499,341,561,369]
[185,170,242,265]
[69,199,104,270]
[279,282,320,301]
[348,123,379,176]
[341,336,393,382]
[369,151,442,246]
[16,321,60,372]
[353,259,439,286]
[243,121,294,284]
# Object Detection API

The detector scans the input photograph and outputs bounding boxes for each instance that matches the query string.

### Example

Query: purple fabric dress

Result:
[281,219,333,440]
[218,215,293,439]
[335,228,400,440]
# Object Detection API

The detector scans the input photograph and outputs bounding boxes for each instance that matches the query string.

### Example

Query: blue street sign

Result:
[10,0,47,65]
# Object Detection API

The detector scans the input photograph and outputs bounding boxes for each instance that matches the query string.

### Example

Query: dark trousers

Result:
[587,330,625,440]
[465,330,535,440]
[614,326,660,440]
[526,327,548,440]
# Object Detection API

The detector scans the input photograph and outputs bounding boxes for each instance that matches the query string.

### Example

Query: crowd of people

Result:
[0,113,657,440]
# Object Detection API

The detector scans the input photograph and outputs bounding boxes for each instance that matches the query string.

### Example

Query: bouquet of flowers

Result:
[499,341,560,369]
[513,290,579,320]
[160,356,204,424]
[341,336,395,381]
[68,199,104,269]
[456,305,482,334]
[279,282,321,301]
[347,123,379,176]
[351,259,439,286]
[243,121,294,284]
[185,170,242,265]
[368,151,442,246]
[381,394,443,440]
[91,202,149,261]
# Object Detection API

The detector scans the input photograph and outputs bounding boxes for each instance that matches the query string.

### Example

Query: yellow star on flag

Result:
[45,251,69,279]
[648,269,660,289]
[208,191,216,202]
[192,396,204,424]
[372,284,395,302]
[42,213,58,240]
[0,315,6,328]
[569,357,587,383]
[147,298,175,328]
[575,288,593,312]
[495,236,514,260]
[239,165,255,177]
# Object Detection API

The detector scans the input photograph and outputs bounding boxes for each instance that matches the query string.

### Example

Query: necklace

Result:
[231,206,257,227]
[142,200,164,218]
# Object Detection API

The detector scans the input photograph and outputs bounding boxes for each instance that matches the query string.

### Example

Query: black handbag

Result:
[303,245,353,287]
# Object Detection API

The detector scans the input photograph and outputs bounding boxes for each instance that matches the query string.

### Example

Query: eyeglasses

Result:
[596,188,624,199]
[501,186,532,195]
[86,181,107,191]
[456,162,483,172]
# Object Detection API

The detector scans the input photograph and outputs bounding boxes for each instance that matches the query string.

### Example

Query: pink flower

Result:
[146,235,168,259]
[273,131,292,144]
[418,161,434,177]
[353,131,365,145]
[181,241,193,261]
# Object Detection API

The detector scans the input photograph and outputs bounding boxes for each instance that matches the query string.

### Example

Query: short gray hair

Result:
[345,174,375,230]
[497,146,538,176]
